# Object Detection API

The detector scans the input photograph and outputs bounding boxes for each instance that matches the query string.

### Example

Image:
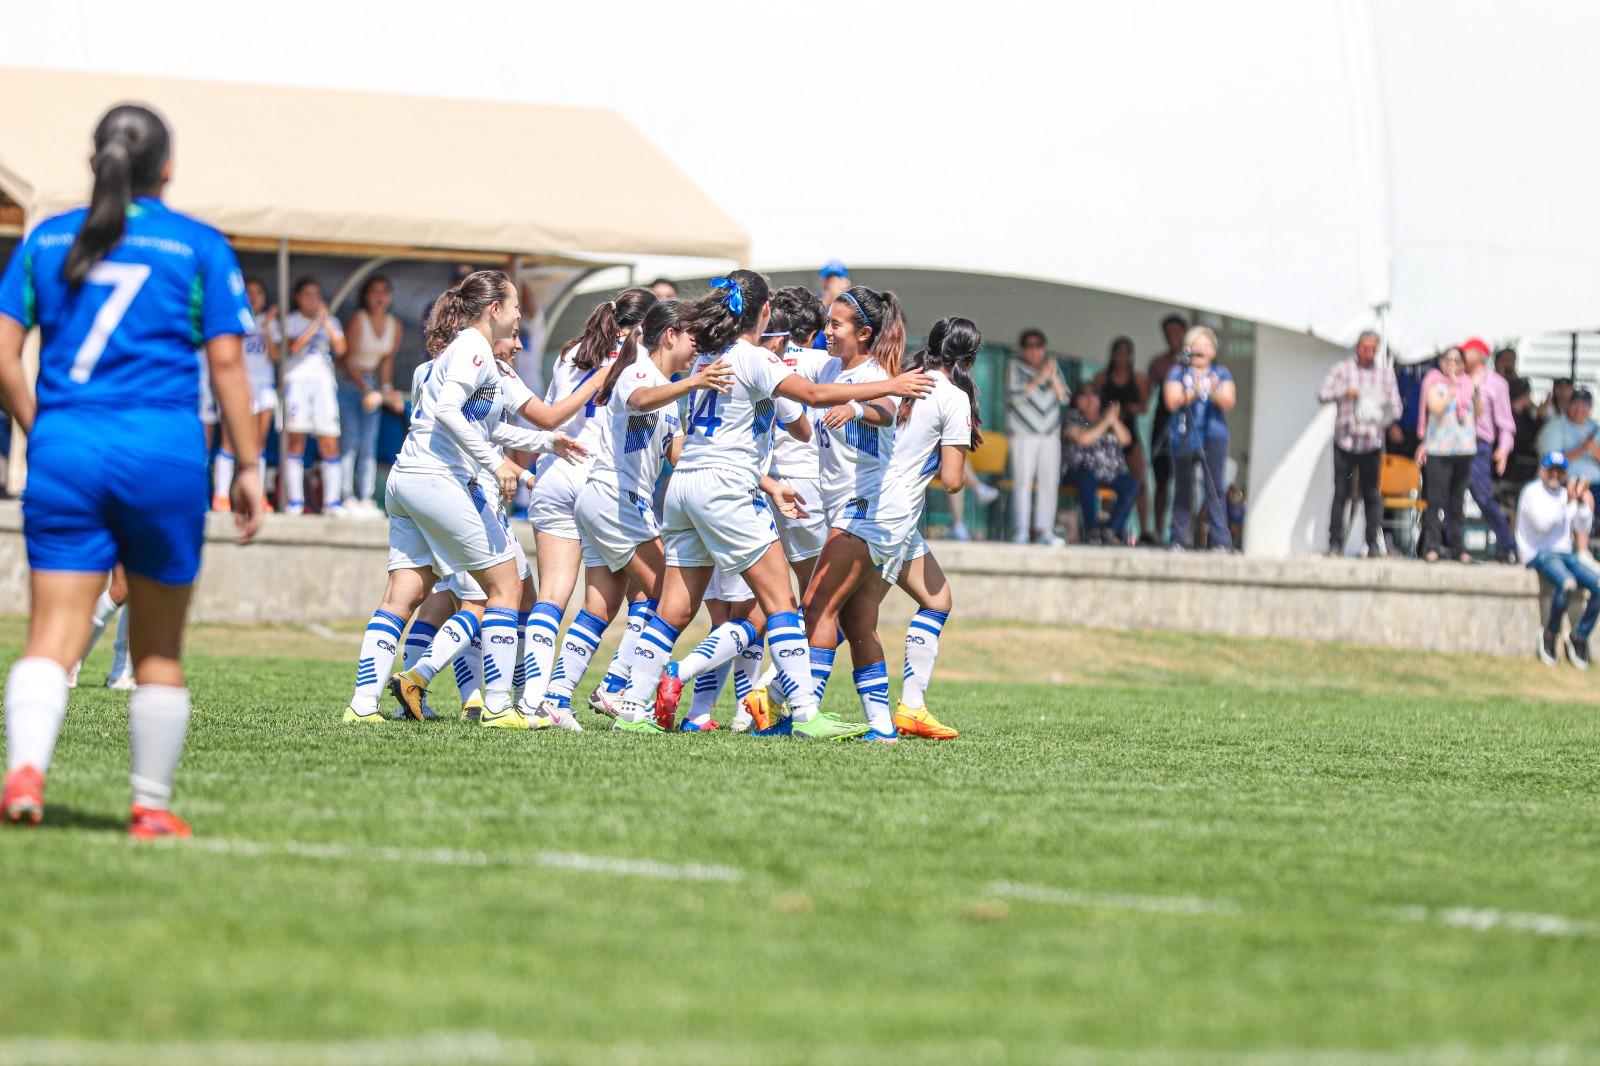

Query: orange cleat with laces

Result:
[129,805,193,841]
[2,765,45,825]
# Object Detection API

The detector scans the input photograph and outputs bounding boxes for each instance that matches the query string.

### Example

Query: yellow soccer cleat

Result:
[460,698,484,724]
[894,702,958,740]
[343,705,387,725]
[479,704,531,730]
[740,687,774,733]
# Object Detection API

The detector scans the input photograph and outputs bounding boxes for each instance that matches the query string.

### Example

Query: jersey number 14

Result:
[690,390,721,437]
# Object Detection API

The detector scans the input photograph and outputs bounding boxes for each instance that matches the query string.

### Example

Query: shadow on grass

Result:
[34,805,126,832]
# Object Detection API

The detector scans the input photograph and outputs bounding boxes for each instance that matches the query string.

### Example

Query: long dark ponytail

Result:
[63,104,171,286]
[560,287,656,372]
[682,268,769,355]
[836,284,906,376]
[899,316,984,450]
[422,270,513,356]
[595,298,684,406]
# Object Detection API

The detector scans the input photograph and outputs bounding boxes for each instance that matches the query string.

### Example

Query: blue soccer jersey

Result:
[0,196,252,417]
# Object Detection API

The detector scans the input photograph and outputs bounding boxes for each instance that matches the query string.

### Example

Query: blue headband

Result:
[841,291,871,329]
[709,277,744,317]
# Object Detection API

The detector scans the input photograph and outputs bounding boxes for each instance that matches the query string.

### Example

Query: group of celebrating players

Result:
[0,102,983,839]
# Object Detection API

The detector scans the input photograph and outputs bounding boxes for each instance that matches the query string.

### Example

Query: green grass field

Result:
[2,616,1599,1065]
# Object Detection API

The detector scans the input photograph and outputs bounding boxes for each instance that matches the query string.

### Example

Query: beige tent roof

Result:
[0,66,747,261]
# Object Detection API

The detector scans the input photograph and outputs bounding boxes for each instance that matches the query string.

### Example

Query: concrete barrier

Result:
[0,501,1543,655]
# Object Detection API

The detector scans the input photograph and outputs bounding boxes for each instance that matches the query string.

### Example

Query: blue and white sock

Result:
[688,663,731,726]
[283,453,305,509]
[901,609,949,708]
[108,608,132,683]
[416,610,480,684]
[402,621,438,673]
[451,637,484,704]
[320,456,343,507]
[808,646,837,705]
[481,606,520,714]
[212,450,235,501]
[678,619,758,681]
[547,609,606,701]
[351,609,406,713]
[853,660,892,735]
[622,615,679,720]
[522,601,564,701]
[734,636,765,700]
[510,610,531,701]
[602,598,656,692]
[768,612,819,724]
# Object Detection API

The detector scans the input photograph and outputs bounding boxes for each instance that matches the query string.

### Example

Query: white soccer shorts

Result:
[250,380,279,416]
[282,371,341,438]
[574,480,661,572]
[527,452,587,540]
[663,468,778,573]
[385,470,516,577]
[830,502,931,585]
[770,476,827,562]
[706,565,754,603]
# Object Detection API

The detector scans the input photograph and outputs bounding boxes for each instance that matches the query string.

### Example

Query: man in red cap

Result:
[1463,336,1516,562]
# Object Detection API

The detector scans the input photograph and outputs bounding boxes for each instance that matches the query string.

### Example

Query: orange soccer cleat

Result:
[129,805,193,841]
[893,702,959,740]
[2,765,45,825]
[740,688,774,732]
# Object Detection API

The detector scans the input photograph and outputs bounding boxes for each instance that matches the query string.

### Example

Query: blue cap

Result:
[1542,450,1569,470]
[818,259,849,278]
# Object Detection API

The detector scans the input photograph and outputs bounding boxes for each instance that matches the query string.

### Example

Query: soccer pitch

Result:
[2,617,1598,1065]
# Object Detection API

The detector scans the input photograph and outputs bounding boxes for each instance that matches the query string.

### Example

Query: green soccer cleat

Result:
[479,705,531,730]
[343,705,387,724]
[791,712,871,741]
[610,715,666,734]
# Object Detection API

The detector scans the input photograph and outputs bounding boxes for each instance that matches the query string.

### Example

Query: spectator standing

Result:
[1317,330,1400,557]
[1062,383,1139,544]
[1007,329,1068,545]
[281,277,347,515]
[812,261,850,350]
[1508,376,1541,485]
[338,276,400,514]
[1536,386,1600,555]
[1538,377,1574,425]
[649,278,678,300]
[1461,336,1516,561]
[1163,325,1235,551]
[1416,348,1479,563]
[1146,314,1187,544]
[1386,361,1426,458]
[1094,337,1154,542]
[1516,451,1595,667]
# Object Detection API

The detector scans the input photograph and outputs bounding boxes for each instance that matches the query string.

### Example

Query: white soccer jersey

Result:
[589,356,682,497]
[768,341,832,481]
[282,310,343,381]
[391,328,505,480]
[544,341,621,445]
[875,369,973,531]
[815,358,896,515]
[676,339,799,490]
[244,313,282,392]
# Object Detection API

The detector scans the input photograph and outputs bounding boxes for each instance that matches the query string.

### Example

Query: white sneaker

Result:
[324,502,352,518]
[105,674,136,691]
[973,482,1000,505]
[1539,630,1560,666]
[947,523,973,542]
[67,661,81,689]
[284,502,305,516]
[587,686,622,719]
[1041,534,1067,548]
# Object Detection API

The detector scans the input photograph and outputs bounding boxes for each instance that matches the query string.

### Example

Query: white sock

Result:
[601,598,654,691]
[678,620,758,681]
[129,684,191,810]
[522,601,564,700]
[451,639,484,704]
[402,621,438,673]
[108,609,132,683]
[901,609,949,707]
[257,456,267,493]
[511,611,530,701]
[481,606,520,714]
[416,610,479,684]
[853,661,893,734]
[767,612,819,724]
[733,636,765,701]
[81,591,119,663]
[350,609,406,713]
[213,450,235,501]
[283,454,305,508]
[546,609,605,701]
[5,657,69,773]
[320,457,343,508]
[621,615,679,720]
[688,663,731,726]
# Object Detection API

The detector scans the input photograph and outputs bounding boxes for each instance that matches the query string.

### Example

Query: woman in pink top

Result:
[1416,348,1480,563]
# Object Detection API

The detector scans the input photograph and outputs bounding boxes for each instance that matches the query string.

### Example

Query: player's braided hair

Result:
[422,270,513,356]
[561,287,656,372]
[64,104,171,286]
[898,316,984,450]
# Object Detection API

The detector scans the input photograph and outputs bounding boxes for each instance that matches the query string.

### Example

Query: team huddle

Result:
[346,269,984,741]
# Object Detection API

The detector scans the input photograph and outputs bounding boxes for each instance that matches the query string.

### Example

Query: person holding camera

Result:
[1517,451,1596,667]
[1162,325,1235,551]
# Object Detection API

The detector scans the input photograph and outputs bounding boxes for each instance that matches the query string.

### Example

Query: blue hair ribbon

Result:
[709,277,744,317]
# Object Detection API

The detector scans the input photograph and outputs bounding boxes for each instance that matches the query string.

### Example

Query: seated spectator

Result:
[1516,451,1596,668]
[1062,383,1139,544]
[1538,377,1574,425]
[1535,386,1600,554]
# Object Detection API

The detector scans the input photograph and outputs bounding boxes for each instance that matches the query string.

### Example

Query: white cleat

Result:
[587,686,622,720]
[105,675,136,692]
[67,661,81,689]
[540,698,585,733]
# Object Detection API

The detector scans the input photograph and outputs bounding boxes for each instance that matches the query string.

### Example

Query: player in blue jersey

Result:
[0,105,264,838]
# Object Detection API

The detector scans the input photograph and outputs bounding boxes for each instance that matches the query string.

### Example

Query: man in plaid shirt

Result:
[1318,331,1402,555]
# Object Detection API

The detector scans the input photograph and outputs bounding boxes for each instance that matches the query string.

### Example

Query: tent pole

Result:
[1571,332,1580,381]
[276,238,290,508]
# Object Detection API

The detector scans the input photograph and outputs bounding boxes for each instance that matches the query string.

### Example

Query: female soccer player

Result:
[521,289,656,713]
[0,104,264,836]
[338,275,401,511]
[804,316,982,740]
[281,276,347,514]
[534,298,733,729]
[609,270,932,737]
[213,278,281,511]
